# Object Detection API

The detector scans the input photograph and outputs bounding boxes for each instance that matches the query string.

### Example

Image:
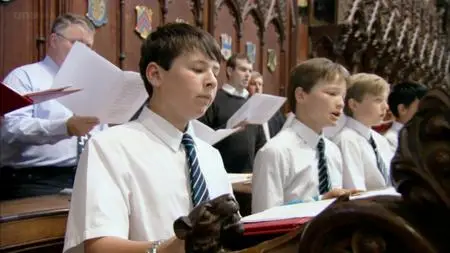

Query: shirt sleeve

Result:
[63,136,130,253]
[1,70,70,145]
[338,136,366,191]
[251,145,286,213]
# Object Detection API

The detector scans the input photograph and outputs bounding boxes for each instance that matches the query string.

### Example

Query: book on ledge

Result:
[1,82,81,116]
[241,187,400,236]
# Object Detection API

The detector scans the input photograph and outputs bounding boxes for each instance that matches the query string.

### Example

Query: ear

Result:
[145,62,163,88]
[294,86,306,104]
[348,98,359,113]
[49,33,58,49]
[226,66,233,79]
[397,104,407,115]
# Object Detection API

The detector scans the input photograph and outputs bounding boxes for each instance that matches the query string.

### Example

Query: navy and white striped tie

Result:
[369,136,389,184]
[317,138,331,194]
[182,133,210,207]
[77,133,91,161]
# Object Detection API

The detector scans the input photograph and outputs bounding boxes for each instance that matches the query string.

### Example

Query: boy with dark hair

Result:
[63,23,234,253]
[252,58,357,213]
[385,81,427,152]
[334,73,394,191]
[200,53,266,173]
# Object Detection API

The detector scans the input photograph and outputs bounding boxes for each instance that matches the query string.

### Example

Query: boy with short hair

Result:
[334,73,394,191]
[63,23,234,253]
[251,58,357,213]
[385,81,427,152]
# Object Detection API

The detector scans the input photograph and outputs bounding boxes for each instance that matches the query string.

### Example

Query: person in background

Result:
[252,58,359,213]
[385,81,427,152]
[247,71,286,141]
[0,13,106,200]
[334,73,394,191]
[199,53,265,173]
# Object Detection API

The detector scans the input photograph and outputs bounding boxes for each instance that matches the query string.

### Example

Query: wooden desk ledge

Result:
[0,195,70,252]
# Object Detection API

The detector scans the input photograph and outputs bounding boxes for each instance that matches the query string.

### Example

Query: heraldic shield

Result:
[246,42,256,64]
[135,6,153,39]
[267,49,277,72]
[220,33,232,60]
[86,0,108,27]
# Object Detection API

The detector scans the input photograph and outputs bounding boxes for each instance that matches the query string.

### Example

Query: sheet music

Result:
[26,87,81,104]
[226,93,286,129]
[52,42,148,124]
[106,71,148,123]
[228,173,252,184]
[192,120,240,145]
[242,187,400,223]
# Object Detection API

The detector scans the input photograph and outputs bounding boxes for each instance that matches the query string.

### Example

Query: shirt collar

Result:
[290,118,322,149]
[391,121,404,132]
[137,106,196,152]
[222,83,249,98]
[346,117,372,140]
[41,56,60,75]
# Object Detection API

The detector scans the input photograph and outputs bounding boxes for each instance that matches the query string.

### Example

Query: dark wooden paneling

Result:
[241,13,261,73]
[0,1,40,80]
[166,0,194,24]
[121,0,161,71]
[262,23,280,96]
[214,3,239,86]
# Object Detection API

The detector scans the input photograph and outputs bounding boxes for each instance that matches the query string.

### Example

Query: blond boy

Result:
[334,73,394,191]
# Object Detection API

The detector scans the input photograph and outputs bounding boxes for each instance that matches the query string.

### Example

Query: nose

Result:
[337,96,345,110]
[204,70,218,89]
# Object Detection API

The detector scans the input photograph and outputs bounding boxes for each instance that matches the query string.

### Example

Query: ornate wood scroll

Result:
[310,0,450,89]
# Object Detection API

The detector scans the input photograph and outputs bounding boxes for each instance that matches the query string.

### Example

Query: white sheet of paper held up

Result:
[191,120,241,145]
[52,42,148,124]
[226,93,286,129]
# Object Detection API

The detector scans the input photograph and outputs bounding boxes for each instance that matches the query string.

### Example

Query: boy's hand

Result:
[232,120,249,129]
[322,188,363,200]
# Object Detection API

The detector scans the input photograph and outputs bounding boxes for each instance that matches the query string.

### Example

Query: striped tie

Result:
[182,133,210,207]
[369,136,389,184]
[317,138,331,194]
[77,133,91,161]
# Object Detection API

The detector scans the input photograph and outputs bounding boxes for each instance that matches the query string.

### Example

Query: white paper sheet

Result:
[228,173,252,184]
[192,120,241,145]
[242,187,400,223]
[52,42,148,124]
[26,86,81,104]
[226,93,286,129]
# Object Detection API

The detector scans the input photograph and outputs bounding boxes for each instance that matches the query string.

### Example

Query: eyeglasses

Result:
[54,32,92,48]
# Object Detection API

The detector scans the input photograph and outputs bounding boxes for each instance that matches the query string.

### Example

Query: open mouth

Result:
[331,112,341,118]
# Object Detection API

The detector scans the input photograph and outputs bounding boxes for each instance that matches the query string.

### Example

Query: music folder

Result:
[243,217,311,236]
[1,82,80,116]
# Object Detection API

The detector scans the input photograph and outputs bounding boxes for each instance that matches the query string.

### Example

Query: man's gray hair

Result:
[51,13,95,34]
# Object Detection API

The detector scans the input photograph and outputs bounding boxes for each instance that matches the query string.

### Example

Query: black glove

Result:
[173,194,244,253]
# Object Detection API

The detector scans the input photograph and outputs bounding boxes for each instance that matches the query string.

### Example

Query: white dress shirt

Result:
[63,107,234,253]
[222,83,249,98]
[384,121,403,153]
[1,56,106,168]
[251,118,343,213]
[333,117,395,191]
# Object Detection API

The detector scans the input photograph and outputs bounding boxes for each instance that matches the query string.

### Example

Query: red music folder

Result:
[1,82,80,116]
[243,217,311,236]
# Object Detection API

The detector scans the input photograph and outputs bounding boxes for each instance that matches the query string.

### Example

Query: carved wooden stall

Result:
[308,0,450,90]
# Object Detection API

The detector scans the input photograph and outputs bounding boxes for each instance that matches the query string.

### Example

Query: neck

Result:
[229,82,243,92]
[46,51,62,66]
[396,117,407,124]
[296,111,322,134]
[148,98,187,132]
[352,116,373,128]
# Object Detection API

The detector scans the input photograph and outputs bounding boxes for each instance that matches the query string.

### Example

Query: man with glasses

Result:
[0,13,107,200]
